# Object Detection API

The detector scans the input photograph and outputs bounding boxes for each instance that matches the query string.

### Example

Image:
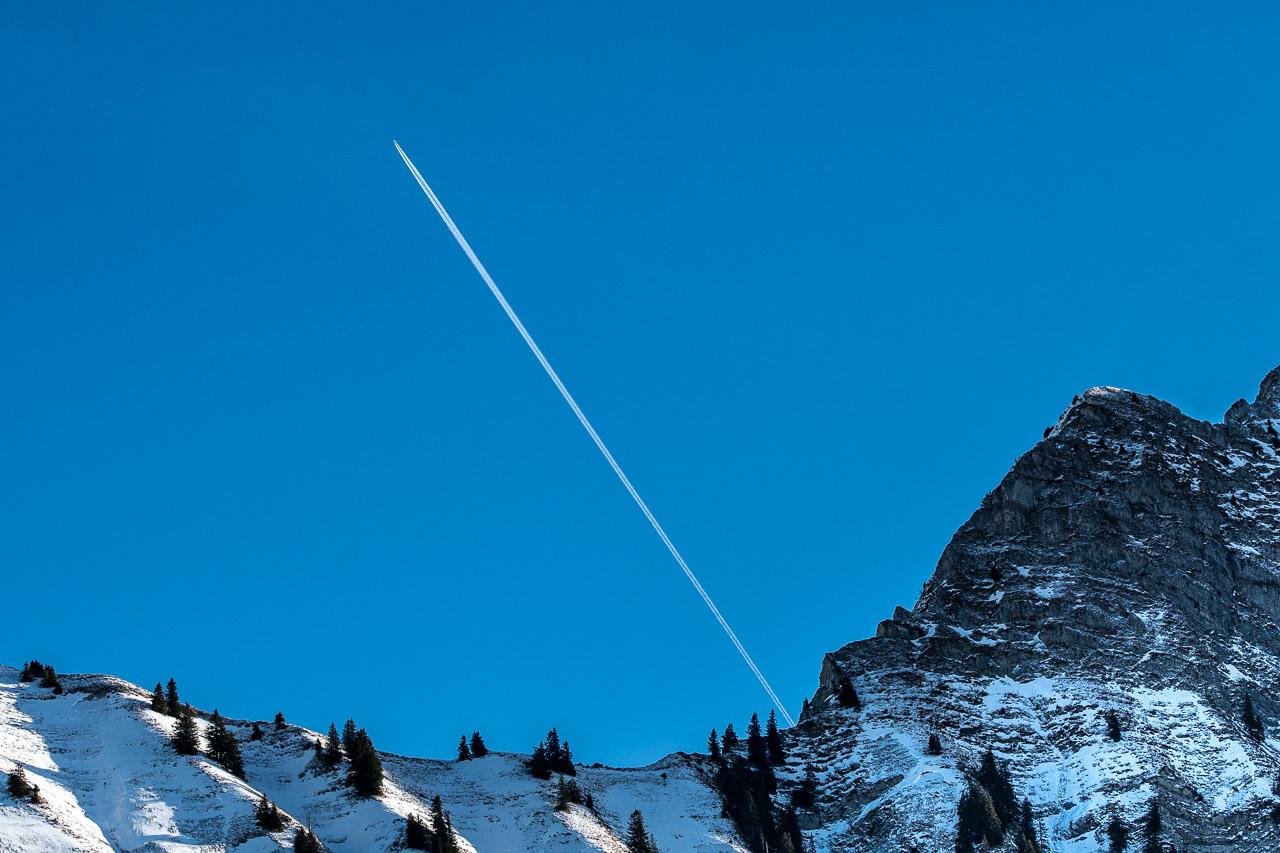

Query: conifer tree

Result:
[19,662,32,683]
[206,709,245,779]
[250,722,264,741]
[166,678,180,716]
[405,813,431,850]
[1016,798,1041,853]
[26,661,46,682]
[7,767,36,801]
[39,666,62,693]
[430,795,459,853]
[274,711,287,730]
[927,732,942,755]
[955,783,1003,852]
[559,740,574,775]
[707,728,722,761]
[721,723,740,753]
[347,728,384,797]
[529,743,552,779]
[765,710,785,766]
[323,723,342,767]
[294,826,323,853]
[1106,710,1122,741]
[555,776,584,810]
[977,749,1018,830]
[535,728,575,775]
[151,683,168,714]
[342,719,357,753]
[172,703,201,755]
[1142,799,1162,853]
[457,735,472,761]
[1244,694,1264,741]
[625,809,659,853]
[546,727,562,761]
[469,731,488,757]
[746,713,769,771]
[254,793,285,832]
[1106,815,1128,853]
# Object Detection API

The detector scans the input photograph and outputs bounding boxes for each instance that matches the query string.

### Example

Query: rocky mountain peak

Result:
[1254,363,1280,417]
[791,363,1280,851]
[1225,363,1280,422]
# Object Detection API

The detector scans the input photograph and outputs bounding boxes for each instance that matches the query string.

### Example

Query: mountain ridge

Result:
[793,364,1280,850]
[9,364,1280,851]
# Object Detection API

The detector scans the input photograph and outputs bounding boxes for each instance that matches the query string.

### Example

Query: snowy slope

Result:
[1,667,295,852]
[1,666,744,851]
[386,752,745,853]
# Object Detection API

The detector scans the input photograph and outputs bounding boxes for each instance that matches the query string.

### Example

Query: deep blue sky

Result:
[3,3,1279,766]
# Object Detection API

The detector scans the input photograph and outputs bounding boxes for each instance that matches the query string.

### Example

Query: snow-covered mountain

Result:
[9,365,1280,852]
[791,365,1280,851]
[0,669,744,851]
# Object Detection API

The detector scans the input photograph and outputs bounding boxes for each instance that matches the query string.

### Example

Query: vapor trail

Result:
[393,141,795,727]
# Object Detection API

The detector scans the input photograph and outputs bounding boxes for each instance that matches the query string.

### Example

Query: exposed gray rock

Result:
[784,367,1280,852]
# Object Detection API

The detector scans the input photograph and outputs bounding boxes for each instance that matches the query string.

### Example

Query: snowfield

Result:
[0,667,745,852]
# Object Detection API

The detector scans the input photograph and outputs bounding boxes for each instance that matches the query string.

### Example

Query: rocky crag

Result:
[8,366,1280,852]
[786,366,1280,851]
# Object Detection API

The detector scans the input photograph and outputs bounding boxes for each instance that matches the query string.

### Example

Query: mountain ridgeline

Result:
[790,365,1280,851]
[6,365,1280,851]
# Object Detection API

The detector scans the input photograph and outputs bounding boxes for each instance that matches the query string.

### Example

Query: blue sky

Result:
[3,2,1279,765]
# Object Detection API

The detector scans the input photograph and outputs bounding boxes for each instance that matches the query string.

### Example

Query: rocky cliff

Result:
[786,366,1280,851]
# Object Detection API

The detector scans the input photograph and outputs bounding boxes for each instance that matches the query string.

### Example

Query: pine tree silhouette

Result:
[430,795,459,853]
[625,809,660,853]
[746,713,769,772]
[166,678,180,716]
[469,731,488,757]
[1016,798,1042,853]
[206,709,245,779]
[1106,710,1122,741]
[151,683,167,714]
[977,749,1018,830]
[528,743,552,779]
[1142,799,1162,853]
[323,723,342,767]
[1244,694,1265,741]
[254,794,285,831]
[707,728,722,761]
[293,826,323,852]
[1106,815,1129,853]
[172,704,201,755]
[765,710,785,766]
[347,728,384,797]
[456,735,471,761]
[341,719,357,753]
[7,767,36,801]
[956,783,1003,851]
[405,813,431,850]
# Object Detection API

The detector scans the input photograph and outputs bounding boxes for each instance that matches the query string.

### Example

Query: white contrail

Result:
[394,140,794,727]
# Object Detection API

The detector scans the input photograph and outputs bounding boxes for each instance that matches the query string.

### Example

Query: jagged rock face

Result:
[789,367,1280,852]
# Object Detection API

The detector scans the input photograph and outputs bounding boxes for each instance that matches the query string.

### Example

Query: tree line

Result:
[19,660,63,694]
[706,710,804,853]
